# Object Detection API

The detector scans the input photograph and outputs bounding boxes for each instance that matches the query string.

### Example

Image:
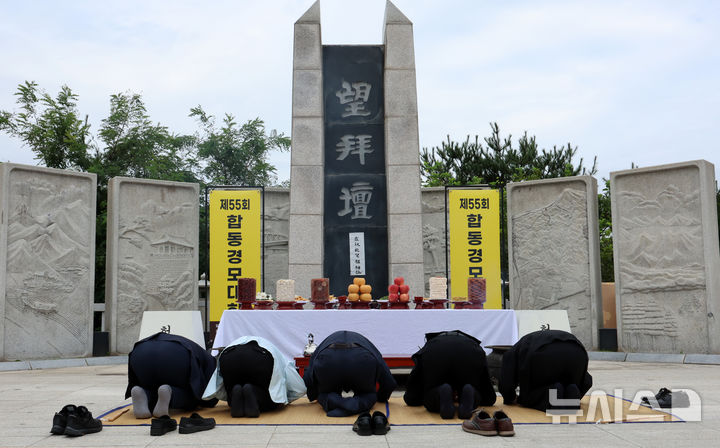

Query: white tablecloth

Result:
[213,309,518,361]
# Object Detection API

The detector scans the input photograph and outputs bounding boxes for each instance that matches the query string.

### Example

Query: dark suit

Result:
[403,330,496,412]
[303,330,397,417]
[125,332,218,411]
[499,330,592,411]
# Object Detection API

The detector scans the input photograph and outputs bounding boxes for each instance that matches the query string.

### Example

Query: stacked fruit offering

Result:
[347,277,372,302]
[388,277,410,303]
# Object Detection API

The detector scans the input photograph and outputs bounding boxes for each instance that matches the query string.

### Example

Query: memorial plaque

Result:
[322,45,388,296]
[0,163,96,360]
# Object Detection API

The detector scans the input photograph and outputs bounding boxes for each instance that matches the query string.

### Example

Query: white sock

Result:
[131,386,151,419]
[153,384,172,417]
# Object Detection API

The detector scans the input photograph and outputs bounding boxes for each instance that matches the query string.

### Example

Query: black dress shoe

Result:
[352,412,372,436]
[179,413,216,434]
[642,388,690,408]
[64,406,103,437]
[50,404,76,435]
[371,411,390,435]
[150,415,177,436]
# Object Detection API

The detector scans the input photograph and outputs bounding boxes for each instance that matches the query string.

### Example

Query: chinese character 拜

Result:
[336,81,372,117]
[338,182,374,219]
[336,134,374,165]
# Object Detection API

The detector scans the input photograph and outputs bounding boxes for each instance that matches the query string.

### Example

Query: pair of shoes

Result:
[150,415,177,436]
[462,409,515,437]
[352,411,390,436]
[230,384,260,418]
[179,413,216,434]
[50,404,76,435]
[641,388,690,409]
[438,383,455,419]
[63,406,103,437]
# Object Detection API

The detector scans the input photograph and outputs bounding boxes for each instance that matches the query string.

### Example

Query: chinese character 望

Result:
[336,80,372,117]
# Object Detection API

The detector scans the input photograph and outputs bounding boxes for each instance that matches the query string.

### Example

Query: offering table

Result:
[213,309,518,365]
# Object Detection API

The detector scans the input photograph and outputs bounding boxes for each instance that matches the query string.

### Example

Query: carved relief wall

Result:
[0,164,96,360]
[106,178,199,353]
[263,188,290,298]
[612,161,720,353]
[507,177,602,349]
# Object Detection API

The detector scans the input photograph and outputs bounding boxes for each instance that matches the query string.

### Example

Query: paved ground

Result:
[1,359,718,447]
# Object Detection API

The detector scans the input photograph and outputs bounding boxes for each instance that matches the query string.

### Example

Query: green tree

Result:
[190,106,290,186]
[420,122,597,188]
[0,81,91,170]
[598,179,614,282]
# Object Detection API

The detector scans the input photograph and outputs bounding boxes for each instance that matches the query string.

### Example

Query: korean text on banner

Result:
[209,189,262,322]
[448,189,502,309]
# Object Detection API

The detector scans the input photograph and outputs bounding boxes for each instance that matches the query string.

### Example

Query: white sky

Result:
[1,0,719,185]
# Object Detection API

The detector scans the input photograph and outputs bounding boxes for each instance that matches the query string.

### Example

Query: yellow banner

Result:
[209,189,262,322]
[448,189,502,309]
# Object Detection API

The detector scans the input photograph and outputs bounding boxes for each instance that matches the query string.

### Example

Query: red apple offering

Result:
[399,293,409,303]
[389,293,399,302]
[388,284,399,294]
[399,284,409,294]
[394,277,404,286]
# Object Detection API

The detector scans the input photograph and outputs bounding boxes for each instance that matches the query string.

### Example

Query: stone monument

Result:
[0,163,96,360]
[507,176,602,349]
[288,0,424,298]
[611,160,720,354]
[105,177,199,354]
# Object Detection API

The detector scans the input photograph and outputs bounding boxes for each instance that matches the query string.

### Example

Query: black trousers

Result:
[313,346,378,416]
[129,340,204,411]
[519,340,588,411]
[219,341,279,412]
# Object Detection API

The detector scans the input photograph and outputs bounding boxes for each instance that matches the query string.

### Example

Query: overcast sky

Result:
[1,0,718,184]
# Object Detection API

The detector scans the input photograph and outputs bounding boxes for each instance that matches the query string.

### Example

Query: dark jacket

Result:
[499,329,592,405]
[304,330,396,402]
[125,332,216,401]
[404,330,496,406]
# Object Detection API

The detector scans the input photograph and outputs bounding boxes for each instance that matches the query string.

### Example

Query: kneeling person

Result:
[403,330,497,419]
[203,336,306,417]
[304,330,397,417]
[126,332,218,418]
[499,329,592,412]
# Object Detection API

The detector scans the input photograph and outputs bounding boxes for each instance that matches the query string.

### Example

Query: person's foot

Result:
[548,382,564,410]
[564,384,582,410]
[131,386,151,419]
[438,383,455,419]
[153,385,172,418]
[242,384,260,418]
[458,384,475,420]
[230,384,245,418]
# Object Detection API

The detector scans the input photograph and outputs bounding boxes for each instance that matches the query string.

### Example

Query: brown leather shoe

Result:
[461,409,497,436]
[493,410,515,437]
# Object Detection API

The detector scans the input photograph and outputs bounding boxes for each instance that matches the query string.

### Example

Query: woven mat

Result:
[100,394,680,426]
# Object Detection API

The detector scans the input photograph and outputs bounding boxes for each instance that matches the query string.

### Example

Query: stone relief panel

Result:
[612,163,712,353]
[508,177,600,349]
[107,178,198,353]
[263,189,290,298]
[421,188,447,296]
[1,165,96,360]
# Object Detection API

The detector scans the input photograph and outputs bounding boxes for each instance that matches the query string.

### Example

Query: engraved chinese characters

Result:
[323,45,388,296]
